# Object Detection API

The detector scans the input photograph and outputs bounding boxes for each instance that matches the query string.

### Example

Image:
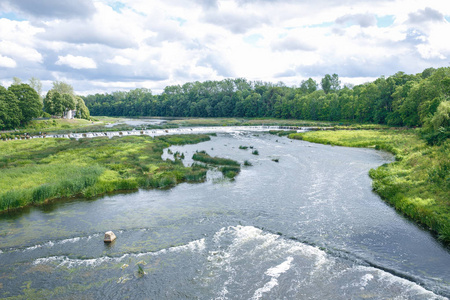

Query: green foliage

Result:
[156,134,211,145]
[7,83,42,125]
[252,150,259,155]
[243,160,252,166]
[290,130,450,243]
[0,86,22,129]
[220,166,241,179]
[192,151,240,166]
[0,134,211,212]
[82,67,448,145]
[192,151,241,178]
[269,130,297,136]
[75,96,90,119]
[52,80,75,95]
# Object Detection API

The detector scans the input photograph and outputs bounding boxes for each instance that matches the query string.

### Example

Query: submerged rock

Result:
[104,231,116,243]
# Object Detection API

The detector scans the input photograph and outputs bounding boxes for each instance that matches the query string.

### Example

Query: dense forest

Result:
[83,67,450,141]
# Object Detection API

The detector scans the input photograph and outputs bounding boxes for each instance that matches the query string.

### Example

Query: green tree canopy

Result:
[29,77,43,101]
[300,78,318,94]
[8,83,42,125]
[52,81,74,95]
[430,101,450,130]
[44,90,64,117]
[0,86,22,129]
[75,96,90,119]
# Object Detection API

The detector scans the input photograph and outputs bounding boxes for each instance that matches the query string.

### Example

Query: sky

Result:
[0,0,449,95]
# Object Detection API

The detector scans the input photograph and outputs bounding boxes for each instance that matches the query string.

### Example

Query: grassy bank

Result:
[0,134,211,212]
[289,130,450,243]
[192,151,241,178]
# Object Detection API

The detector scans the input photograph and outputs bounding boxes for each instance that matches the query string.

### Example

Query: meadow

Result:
[0,134,211,212]
[289,130,450,243]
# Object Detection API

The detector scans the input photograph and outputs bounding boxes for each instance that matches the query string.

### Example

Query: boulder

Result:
[104,231,116,243]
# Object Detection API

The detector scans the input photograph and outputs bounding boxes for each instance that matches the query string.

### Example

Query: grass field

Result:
[289,130,450,243]
[0,134,211,212]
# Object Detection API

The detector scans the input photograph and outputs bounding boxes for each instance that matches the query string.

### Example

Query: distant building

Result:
[63,110,77,119]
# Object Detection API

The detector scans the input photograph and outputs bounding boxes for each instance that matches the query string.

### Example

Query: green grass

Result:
[192,151,241,178]
[0,134,211,212]
[269,130,297,136]
[289,130,450,243]
[192,151,240,166]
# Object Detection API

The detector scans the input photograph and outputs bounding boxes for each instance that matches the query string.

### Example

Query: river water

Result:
[0,130,449,299]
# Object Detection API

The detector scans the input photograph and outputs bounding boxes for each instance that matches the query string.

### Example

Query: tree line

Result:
[0,79,90,130]
[83,67,449,139]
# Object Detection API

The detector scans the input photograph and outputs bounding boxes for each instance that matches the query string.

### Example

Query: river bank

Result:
[0,134,212,212]
[288,130,450,244]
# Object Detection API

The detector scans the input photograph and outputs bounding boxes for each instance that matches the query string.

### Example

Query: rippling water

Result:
[0,131,449,299]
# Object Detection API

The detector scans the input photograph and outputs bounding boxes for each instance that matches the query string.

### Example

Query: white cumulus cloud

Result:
[56,55,97,69]
[106,56,132,66]
[0,55,17,68]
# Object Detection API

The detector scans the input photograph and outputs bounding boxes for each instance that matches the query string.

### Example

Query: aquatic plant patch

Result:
[192,151,241,178]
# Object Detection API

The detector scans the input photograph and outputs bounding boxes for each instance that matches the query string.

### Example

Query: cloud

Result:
[145,22,187,46]
[106,56,132,66]
[274,69,297,78]
[335,13,377,27]
[40,24,137,49]
[0,55,17,68]
[408,7,445,24]
[0,41,43,63]
[4,0,96,20]
[56,55,97,69]
[194,0,219,9]
[1,0,449,95]
[272,36,316,52]
[202,11,270,34]
[197,54,235,77]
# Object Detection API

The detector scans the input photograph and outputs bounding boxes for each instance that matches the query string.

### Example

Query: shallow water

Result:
[104,118,167,127]
[0,131,449,299]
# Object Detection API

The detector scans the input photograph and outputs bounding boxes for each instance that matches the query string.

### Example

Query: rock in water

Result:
[104,231,116,243]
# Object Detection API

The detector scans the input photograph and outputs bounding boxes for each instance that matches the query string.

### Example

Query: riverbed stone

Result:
[104,231,116,243]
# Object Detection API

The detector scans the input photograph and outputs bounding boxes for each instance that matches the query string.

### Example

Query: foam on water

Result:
[33,238,206,268]
[9,224,447,299]
[4,233,102,254]
[202,226,446,299]
[252,257,294,299]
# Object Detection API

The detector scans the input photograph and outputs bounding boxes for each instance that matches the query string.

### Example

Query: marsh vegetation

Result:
[0,134,211,212]
[192,150,241,179]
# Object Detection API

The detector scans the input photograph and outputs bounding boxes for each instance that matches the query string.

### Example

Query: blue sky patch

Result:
[109,1,126,13]
[0,12,25,21]
[308,22,334,28]
[244,34,263,46]
[445,16,450,22]
[376,15,395,28]
[171,17,187,26]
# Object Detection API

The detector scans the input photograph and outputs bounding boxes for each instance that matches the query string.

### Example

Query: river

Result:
[0,129,449,299]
